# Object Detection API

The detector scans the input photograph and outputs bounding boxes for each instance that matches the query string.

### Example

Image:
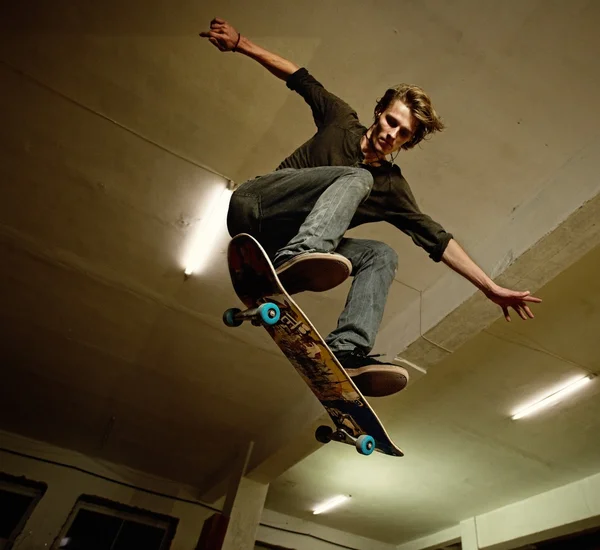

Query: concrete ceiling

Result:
[1,0,599,545]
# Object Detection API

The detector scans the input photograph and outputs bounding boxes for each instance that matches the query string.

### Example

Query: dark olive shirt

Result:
[277,68,452,262]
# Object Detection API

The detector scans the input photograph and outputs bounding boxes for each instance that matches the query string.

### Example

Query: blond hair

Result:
[374,84,445,150]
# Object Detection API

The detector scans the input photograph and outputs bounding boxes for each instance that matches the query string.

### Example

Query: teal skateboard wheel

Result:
[258,303,280,325]
[223,308,243,327]
[356,435,376,456]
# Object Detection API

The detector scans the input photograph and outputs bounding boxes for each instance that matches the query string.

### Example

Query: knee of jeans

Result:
[371,241,398,271]
[348,167,374,196]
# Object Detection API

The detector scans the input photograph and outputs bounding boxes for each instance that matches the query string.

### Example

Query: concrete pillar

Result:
[461,517,480,550]
[196,441,268,550]
[221,476,269,550]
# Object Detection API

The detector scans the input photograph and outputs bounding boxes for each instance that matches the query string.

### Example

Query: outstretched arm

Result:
[200,17,299,81]
[441,239,542,321]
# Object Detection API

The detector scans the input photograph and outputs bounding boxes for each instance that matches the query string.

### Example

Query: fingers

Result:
[209,37,224,51]
[200,17,236,52]
[504,303,533,321]
[202,29,227,40]
[500,288,543,303]
[199,18,226,38]
[200,30,228,51]
[495,288,541,321]
[200,29,226,38]
[515,305,528,321]
[210,18,228,32]
[512,289,543,303]
[509,303,535,321]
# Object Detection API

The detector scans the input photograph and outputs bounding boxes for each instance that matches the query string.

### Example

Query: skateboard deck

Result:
[224,233,403,457]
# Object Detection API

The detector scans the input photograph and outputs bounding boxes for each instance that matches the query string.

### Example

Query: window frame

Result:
[51,494,178,550]
[0,473,47,550]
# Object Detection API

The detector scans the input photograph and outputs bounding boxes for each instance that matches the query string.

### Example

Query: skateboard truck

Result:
[315,425,376,456]
[223,303,281,327]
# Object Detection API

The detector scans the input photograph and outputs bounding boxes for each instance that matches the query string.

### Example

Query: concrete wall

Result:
[0,430,213,549]
[397,472,600,550]
[471,471,600,550]
[256,509,396,550]
[0,430,394,550]
[7,427,598,550]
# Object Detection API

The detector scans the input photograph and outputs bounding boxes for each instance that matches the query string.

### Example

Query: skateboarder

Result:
[200,18,542,397]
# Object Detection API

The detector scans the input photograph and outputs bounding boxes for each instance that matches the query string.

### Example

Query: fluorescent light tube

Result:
[312,495,350,515]
[184,185,233,276]
[512,375,594,420]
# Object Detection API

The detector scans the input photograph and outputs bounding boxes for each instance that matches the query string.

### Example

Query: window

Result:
[54,495,177,550]
[0,473,47,550]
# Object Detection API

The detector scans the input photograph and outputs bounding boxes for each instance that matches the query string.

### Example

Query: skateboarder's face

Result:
[371,100,416,155]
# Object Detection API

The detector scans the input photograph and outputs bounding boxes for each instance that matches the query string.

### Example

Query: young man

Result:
[200,18,542,398]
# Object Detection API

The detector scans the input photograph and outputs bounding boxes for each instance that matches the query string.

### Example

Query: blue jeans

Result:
[227,166,398,353]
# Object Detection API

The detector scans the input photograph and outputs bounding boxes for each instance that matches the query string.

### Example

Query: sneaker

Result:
[335,349,409,397]
[275,252,352,295]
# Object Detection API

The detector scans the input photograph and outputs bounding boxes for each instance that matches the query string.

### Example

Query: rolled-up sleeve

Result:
[387,173,453,262]
[286,68,355,130]
[393,210,453,262]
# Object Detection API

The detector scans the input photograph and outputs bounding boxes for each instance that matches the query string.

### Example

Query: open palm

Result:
[484,285,542,322]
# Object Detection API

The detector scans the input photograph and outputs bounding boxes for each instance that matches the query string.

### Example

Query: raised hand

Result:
[483,285,542,322]
[199,17,240,52]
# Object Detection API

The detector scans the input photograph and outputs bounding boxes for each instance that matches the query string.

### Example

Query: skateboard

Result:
[223,233,403,457]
